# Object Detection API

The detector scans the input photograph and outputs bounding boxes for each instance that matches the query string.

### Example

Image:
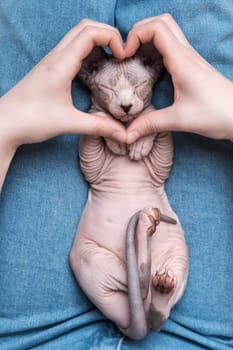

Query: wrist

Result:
[0,92,22,148]
[217,77,233,141]
[223,105,233,142]
[208,78,233,141]
[0,102,18,191]
[0,139,16,192]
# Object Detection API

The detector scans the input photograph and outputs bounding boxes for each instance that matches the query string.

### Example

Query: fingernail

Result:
[126,131,140,144]
[112,131,126,143]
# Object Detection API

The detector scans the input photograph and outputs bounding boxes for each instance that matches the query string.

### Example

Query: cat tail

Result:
[125,211,149,340]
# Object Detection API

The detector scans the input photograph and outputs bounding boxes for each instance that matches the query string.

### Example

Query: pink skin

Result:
[69,46,189,339]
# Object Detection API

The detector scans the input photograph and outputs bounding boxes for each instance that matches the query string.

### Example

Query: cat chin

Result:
[119,115,136,123]
[112,113,139,123]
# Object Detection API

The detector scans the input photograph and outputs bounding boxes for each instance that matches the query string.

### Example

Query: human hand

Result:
[125,14,233,143]
[0,19,126,151]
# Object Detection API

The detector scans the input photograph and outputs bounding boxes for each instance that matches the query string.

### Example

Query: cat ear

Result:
[135,43,164,78]
[78,46,108,84]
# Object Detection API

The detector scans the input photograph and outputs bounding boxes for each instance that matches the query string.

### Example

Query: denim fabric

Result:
[0,1,233,349]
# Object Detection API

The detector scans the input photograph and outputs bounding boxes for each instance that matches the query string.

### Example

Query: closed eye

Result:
[99,84,115,93]
[135,80,148,88]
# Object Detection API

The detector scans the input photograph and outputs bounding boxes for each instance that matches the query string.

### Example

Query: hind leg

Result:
[134,207,161,300]
[149,223,189,331]
[70,237,131,330]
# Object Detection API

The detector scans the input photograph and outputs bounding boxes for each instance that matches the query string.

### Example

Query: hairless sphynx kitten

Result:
[69,44,189,340]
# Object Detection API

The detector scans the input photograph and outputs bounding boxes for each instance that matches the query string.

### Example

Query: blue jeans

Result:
[0,1,233,349]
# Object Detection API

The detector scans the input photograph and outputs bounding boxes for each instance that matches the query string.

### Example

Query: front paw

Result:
[128,135,154,160]
[105,138,127,156]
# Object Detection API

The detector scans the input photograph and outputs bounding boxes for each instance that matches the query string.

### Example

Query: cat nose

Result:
[120,104,132,113]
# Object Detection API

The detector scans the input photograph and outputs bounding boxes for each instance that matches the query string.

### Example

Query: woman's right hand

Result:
[125,14,233,143]
[0,19,126,191]
[0,19,126,151]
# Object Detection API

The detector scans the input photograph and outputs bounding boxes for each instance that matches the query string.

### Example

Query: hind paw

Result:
[137,207,161,237]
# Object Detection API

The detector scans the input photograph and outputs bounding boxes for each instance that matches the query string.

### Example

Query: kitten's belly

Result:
[77,188,172,260]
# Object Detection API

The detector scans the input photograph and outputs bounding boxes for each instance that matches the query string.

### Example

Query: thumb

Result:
[126,106,179,143]
[64,108,127,142]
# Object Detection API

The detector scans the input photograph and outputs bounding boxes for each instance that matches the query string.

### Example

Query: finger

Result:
[63,108,127,142]
[125,17,187,62]
[132,14,190,47]
[58,26,125,79]
[53,19,123,52]
[126,106,180,143]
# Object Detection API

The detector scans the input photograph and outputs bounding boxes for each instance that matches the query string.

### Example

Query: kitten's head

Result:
[78,43,163,123]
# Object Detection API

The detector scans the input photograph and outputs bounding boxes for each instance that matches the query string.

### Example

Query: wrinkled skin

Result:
[70,45,189,339]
